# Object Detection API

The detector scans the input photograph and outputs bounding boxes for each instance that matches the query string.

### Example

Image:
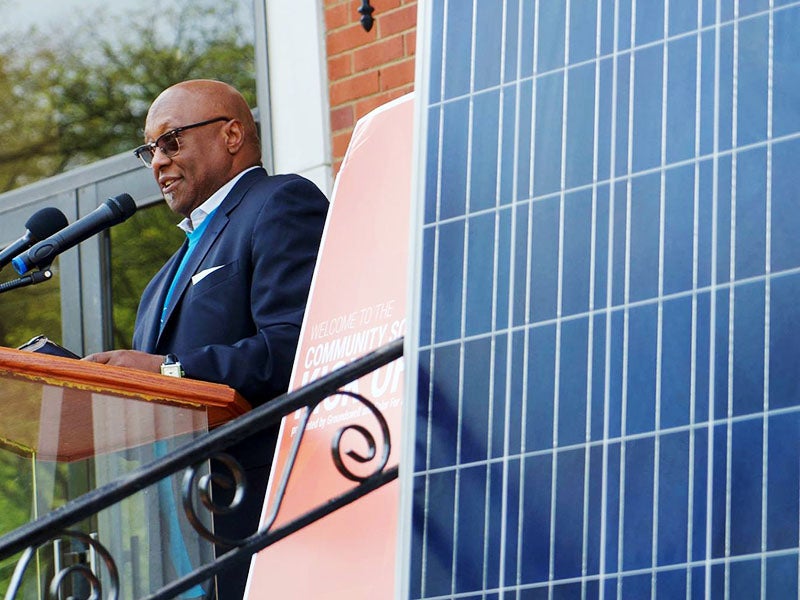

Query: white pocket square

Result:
[192,265,225,285]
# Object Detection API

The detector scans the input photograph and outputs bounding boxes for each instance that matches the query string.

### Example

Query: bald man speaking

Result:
[86,79,328,598]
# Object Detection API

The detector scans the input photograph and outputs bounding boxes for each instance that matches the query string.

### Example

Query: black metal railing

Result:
[0,337,404,599]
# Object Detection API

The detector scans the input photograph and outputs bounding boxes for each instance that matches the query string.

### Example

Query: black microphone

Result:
[0,207,69,270]
[12,194,137,275]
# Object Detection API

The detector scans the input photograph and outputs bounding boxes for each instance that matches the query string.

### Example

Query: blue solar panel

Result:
[404,1,800,597]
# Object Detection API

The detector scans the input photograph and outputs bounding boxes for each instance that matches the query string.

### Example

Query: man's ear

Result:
[223,119,245,154]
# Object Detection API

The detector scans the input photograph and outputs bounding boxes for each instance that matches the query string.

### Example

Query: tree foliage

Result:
[0,0,256,191]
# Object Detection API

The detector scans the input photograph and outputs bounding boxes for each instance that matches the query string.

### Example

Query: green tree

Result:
[0,0,256,191]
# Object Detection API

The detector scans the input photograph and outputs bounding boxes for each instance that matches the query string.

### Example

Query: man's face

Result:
[143,93,231,217]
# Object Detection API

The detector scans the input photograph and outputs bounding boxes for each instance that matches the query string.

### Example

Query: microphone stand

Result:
[0,268,54,295]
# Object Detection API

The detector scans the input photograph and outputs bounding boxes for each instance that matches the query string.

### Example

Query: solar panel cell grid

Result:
[407,1,800,598]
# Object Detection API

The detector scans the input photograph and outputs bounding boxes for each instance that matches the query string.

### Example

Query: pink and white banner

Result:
[246,92,414,599]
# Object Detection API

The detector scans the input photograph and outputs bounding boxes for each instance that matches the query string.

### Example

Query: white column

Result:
[262,0,333,196]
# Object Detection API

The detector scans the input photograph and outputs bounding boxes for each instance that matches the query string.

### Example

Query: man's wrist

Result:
[160,353,185,378]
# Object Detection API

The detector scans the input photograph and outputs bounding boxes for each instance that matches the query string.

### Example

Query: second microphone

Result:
[13,194,137,275]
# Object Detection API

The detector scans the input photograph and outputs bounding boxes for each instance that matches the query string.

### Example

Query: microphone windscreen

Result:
[108,193,137,221]
[25,207,68,241]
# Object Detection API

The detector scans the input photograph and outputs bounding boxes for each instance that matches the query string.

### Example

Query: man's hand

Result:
[82,349,163,373]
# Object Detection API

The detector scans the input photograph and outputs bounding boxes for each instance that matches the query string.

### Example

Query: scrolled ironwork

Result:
[146,386,400,600]
[5,530,119,600]
[50,564,101,600]
[174,386,394,567]
[255,388,392,535]
[330,390,391,482]
[182,452,247,548]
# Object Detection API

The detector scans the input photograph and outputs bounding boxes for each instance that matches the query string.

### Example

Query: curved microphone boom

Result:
[0,207,69,270]
[12,194,137,275]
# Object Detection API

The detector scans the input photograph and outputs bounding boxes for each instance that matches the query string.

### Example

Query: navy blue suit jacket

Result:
[132,167,328,407]
[131,168,328,599]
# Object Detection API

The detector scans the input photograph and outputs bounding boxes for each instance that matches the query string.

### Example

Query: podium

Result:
[0,346,250,598]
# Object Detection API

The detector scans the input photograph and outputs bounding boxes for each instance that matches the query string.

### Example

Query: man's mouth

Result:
[159,177,179,194]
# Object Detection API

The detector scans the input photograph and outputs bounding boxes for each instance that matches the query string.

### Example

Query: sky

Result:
[0,0,253,44]
[0,0,136,34]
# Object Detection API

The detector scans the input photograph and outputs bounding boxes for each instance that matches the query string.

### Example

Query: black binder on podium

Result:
[17,334,81,359]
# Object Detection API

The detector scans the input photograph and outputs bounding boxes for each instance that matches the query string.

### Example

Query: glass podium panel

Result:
[0,258,62,351]
[0,350,246,599]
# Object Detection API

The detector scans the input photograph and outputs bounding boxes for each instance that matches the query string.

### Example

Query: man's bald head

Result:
[143,80,263,216]
[146,79,261,167]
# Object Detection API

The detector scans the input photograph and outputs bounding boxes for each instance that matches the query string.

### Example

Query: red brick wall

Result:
[325,0,417,175]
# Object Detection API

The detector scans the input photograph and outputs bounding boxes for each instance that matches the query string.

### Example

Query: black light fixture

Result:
[359,0,375,31]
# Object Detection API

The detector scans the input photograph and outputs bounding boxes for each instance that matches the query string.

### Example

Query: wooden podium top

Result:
[0,346,251,461]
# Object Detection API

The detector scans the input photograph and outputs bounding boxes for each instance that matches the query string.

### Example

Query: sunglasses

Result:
[133,116,231,167]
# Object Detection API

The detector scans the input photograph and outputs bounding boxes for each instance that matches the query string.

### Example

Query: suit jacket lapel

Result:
[137,242,187,352]
[155,213,228,346]
[154,169,259,346]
